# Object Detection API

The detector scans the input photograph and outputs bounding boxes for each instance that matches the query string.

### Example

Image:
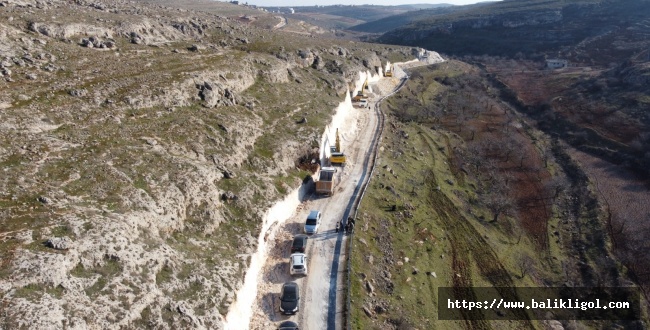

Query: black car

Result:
[279,282,300,315]
[277,320,299,330]
[291,234,308,253]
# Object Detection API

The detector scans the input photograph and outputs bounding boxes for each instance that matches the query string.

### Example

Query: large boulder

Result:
[45,237,73,250]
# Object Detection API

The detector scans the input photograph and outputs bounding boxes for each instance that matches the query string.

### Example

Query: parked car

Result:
[279,282,300,315]
[304,210,322,235]
[277,320,299,330]
[291,234,308,253]
[289,253,308,275]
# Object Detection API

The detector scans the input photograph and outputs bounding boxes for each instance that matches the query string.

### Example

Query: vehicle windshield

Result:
[292,239,303,247]
[306,219,317,225]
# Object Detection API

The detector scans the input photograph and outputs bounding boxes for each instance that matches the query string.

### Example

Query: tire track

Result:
[418,130,532,328]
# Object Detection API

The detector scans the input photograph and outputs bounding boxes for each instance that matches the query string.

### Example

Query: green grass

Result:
[350,118,546,329]
[51,224,72,237]
[156,265,174,285]
[14,283,65,302]
[349,62,569,329]
[69,258,124,298]
[71,263,95,278]
[85,277,109,298]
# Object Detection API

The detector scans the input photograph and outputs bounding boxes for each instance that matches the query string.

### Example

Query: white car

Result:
[289,253,308,275]
[304,210,322,235]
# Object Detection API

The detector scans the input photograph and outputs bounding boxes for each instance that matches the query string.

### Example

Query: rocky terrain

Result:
[0,0,414,328]
[378,0,650,59]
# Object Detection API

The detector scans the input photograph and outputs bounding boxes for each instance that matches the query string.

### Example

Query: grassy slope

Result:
[350,62,540,329]
[349,60,639,329]
[378,0,650,57]
[348,5,465,34]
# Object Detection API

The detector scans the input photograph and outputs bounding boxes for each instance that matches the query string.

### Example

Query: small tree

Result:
[484,193,514,222]
[516,252,535,279]
[543,175,569,200]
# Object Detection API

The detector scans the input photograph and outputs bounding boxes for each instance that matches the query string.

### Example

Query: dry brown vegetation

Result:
[476,55,650,302]
[392,61,553,247]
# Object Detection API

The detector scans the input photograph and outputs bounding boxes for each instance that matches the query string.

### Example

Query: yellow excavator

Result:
[352,79,368,102]
[384,64,393,77]
[330,128,346,165]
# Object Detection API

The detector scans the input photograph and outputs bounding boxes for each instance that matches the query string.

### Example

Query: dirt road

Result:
[245,88,385,330]
[272,16,287,30]
[245,60,436,330]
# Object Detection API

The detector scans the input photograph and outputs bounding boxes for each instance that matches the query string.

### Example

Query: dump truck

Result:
[315,167,336,195]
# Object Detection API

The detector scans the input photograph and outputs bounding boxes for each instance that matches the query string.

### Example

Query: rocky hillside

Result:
[378,0,650,59]
[0,0,413,328]
[376,0,650,174]
[348,3,472,34]
[366,0,650,318]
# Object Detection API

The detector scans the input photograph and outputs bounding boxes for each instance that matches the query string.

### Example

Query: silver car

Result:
[304,210,321,235]
[290,253,308,276]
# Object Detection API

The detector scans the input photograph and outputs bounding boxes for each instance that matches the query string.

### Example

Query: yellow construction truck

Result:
[330,129,346,165]
[352,79,368,103]
[384,64,393,77]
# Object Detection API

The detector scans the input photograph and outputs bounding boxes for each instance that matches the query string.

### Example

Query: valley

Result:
[1,0,649,329]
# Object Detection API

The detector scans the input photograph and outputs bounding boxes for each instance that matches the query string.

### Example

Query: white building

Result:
[546,59,568,69]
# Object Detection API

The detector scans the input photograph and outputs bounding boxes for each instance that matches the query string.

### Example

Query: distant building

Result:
[546,59,568,69]
[411,47,428,59]
[289,8,294,14]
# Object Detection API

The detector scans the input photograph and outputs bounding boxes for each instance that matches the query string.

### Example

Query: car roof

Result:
[278,320,298,327]
[291,253,306,263]
[282,282,299,295]
[307,210,320,219]
[280,321,298,327]
[291,235,309,247]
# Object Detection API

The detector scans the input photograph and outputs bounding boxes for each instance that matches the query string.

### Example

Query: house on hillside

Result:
[546,59,568,69]
[412,47,428,59]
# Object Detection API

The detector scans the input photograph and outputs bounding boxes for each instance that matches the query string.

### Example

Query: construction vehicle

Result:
[330,129,346,165]
[352,79,369,102]
[315,167,336,195]
[353,98,368,109]
[384,64,393,77]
